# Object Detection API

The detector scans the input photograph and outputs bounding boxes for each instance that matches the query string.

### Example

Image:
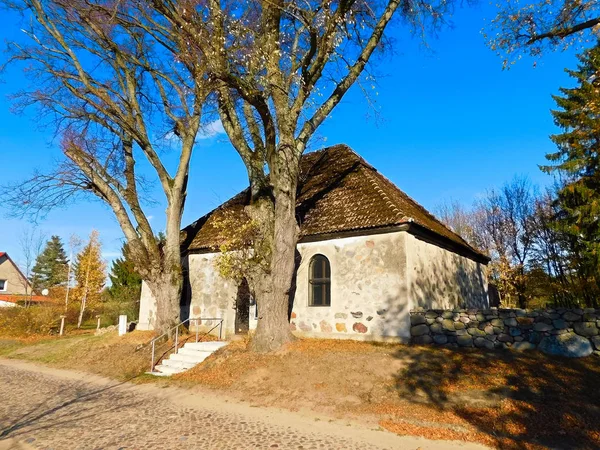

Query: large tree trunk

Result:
[147,267,183,335]
[145,198,186,335]
[141,204,185,335]
[249,149,299,352]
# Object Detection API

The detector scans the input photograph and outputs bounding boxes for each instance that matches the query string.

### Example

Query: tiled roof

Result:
[0,294,54,304]
[182,145,487,261]
[0,252,5,258]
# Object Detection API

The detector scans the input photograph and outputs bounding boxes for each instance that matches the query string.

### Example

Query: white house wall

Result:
[137,253,237,336]
[138,230,489,341]
[187,252,238,337]
[137,282,156,330]
[291,232,411,340]
[405,233,489,310]
[0,257,29,296]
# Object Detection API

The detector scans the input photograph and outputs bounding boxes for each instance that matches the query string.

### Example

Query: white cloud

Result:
[162,119,225,144]
[163,131,179,142]
[197,119,225,140]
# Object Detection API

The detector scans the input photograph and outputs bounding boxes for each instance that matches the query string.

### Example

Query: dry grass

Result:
[176,338,600,449]
[0,331,160,381]
[2,333,599,448]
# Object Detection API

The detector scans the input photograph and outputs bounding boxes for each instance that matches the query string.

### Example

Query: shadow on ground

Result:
[392,345,600,449]
[0,374,140,440]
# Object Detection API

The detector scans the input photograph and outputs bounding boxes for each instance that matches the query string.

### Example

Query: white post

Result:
[96,315,101,331]
[64,255,72,310]
[118,315,127,336]
[59,315,66,336]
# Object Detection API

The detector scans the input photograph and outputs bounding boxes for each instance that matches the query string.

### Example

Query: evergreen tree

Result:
[73,231,106,328]
[544,43,600,306]
[30,235,69,292]
[108,243,142,306]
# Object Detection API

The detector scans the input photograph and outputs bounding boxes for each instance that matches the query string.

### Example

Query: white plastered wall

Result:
[290,231,411,341]
[405,233,489,310]
[137,282,156,330]
[0,257,29,295]
[186,252,238,338]
[138,230,489,340]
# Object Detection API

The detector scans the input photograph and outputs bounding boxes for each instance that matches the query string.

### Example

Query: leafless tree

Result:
[64,233,82,311]
[488,0,600,64]
[436,200,490,253]
[1,0,215,333]
[476,177,537,308]
[439,178,538,308]
[152,0,454,351]
[529,191,577,305]
[18,227,46,307]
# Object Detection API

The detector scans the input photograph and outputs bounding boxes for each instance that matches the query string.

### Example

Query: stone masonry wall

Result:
[410,307,600,358]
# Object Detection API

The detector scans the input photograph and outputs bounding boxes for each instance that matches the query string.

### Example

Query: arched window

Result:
[309,254,331,306]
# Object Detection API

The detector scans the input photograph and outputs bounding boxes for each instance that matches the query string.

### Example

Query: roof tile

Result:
[182,145,486,259]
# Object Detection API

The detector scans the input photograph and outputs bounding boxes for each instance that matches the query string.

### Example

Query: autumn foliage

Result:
[72,231,106,328]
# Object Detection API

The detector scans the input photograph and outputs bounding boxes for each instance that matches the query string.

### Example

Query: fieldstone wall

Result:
[410,307,600,358]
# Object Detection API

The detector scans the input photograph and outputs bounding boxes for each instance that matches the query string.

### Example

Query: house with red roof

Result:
[138,145,490,341]
[0,252,49,307]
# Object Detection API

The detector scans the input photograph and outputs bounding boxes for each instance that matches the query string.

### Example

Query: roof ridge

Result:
[183,143,488,261]
[355,155,478,251]
[0,252,32,290]
[361,168,405,221]
[365,166,480,251]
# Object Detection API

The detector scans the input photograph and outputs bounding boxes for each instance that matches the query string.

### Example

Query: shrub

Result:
[0,305,65,336]
[97,300,139,326]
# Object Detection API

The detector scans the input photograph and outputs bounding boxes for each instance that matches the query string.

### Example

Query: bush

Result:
[0,299,142,336]
[97,299,139,325]
[0,305,74,337]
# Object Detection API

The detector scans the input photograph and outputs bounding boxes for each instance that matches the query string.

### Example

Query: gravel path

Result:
[0,359,489,450]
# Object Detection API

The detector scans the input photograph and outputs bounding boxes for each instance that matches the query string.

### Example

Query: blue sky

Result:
[0,2,580,268]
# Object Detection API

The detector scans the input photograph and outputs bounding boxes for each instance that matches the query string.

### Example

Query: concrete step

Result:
[170,352,211,364]
[153,364,184,376]
[183,341,228,352]
[148,341,229,377]
[161,358,197,370]
[177,348,213,358]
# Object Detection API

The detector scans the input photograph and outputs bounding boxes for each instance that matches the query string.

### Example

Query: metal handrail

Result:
[149,317,224,372]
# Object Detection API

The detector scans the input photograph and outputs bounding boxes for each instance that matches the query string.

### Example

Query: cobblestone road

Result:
[0,360,487,450]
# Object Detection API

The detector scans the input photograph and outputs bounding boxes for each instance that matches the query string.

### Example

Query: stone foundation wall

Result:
[410,307,600,358]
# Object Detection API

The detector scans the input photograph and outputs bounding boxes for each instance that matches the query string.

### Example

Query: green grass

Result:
[0,330,159,381]
[0,339,27,356]
[6,335,97,364]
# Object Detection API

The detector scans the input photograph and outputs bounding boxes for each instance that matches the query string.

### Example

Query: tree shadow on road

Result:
[392,345,600,449]
[0,375,141,440]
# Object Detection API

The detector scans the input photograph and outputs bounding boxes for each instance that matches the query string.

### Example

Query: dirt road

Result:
[0,359,489,449]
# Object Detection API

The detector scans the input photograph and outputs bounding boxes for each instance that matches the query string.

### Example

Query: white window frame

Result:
[0,279,7,292]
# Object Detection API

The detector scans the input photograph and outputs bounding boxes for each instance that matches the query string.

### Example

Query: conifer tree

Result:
[108,243,142,309]
[30,235,69,292]
[544,43,600,305]
[74,231,106,328]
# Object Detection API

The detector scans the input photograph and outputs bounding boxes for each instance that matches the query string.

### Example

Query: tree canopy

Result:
[30,235,69,292]
[544,43,600,305]
[489,0,600,64]
[0,0,217,333]
[73,230,106,327]
[108,243,142,307]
